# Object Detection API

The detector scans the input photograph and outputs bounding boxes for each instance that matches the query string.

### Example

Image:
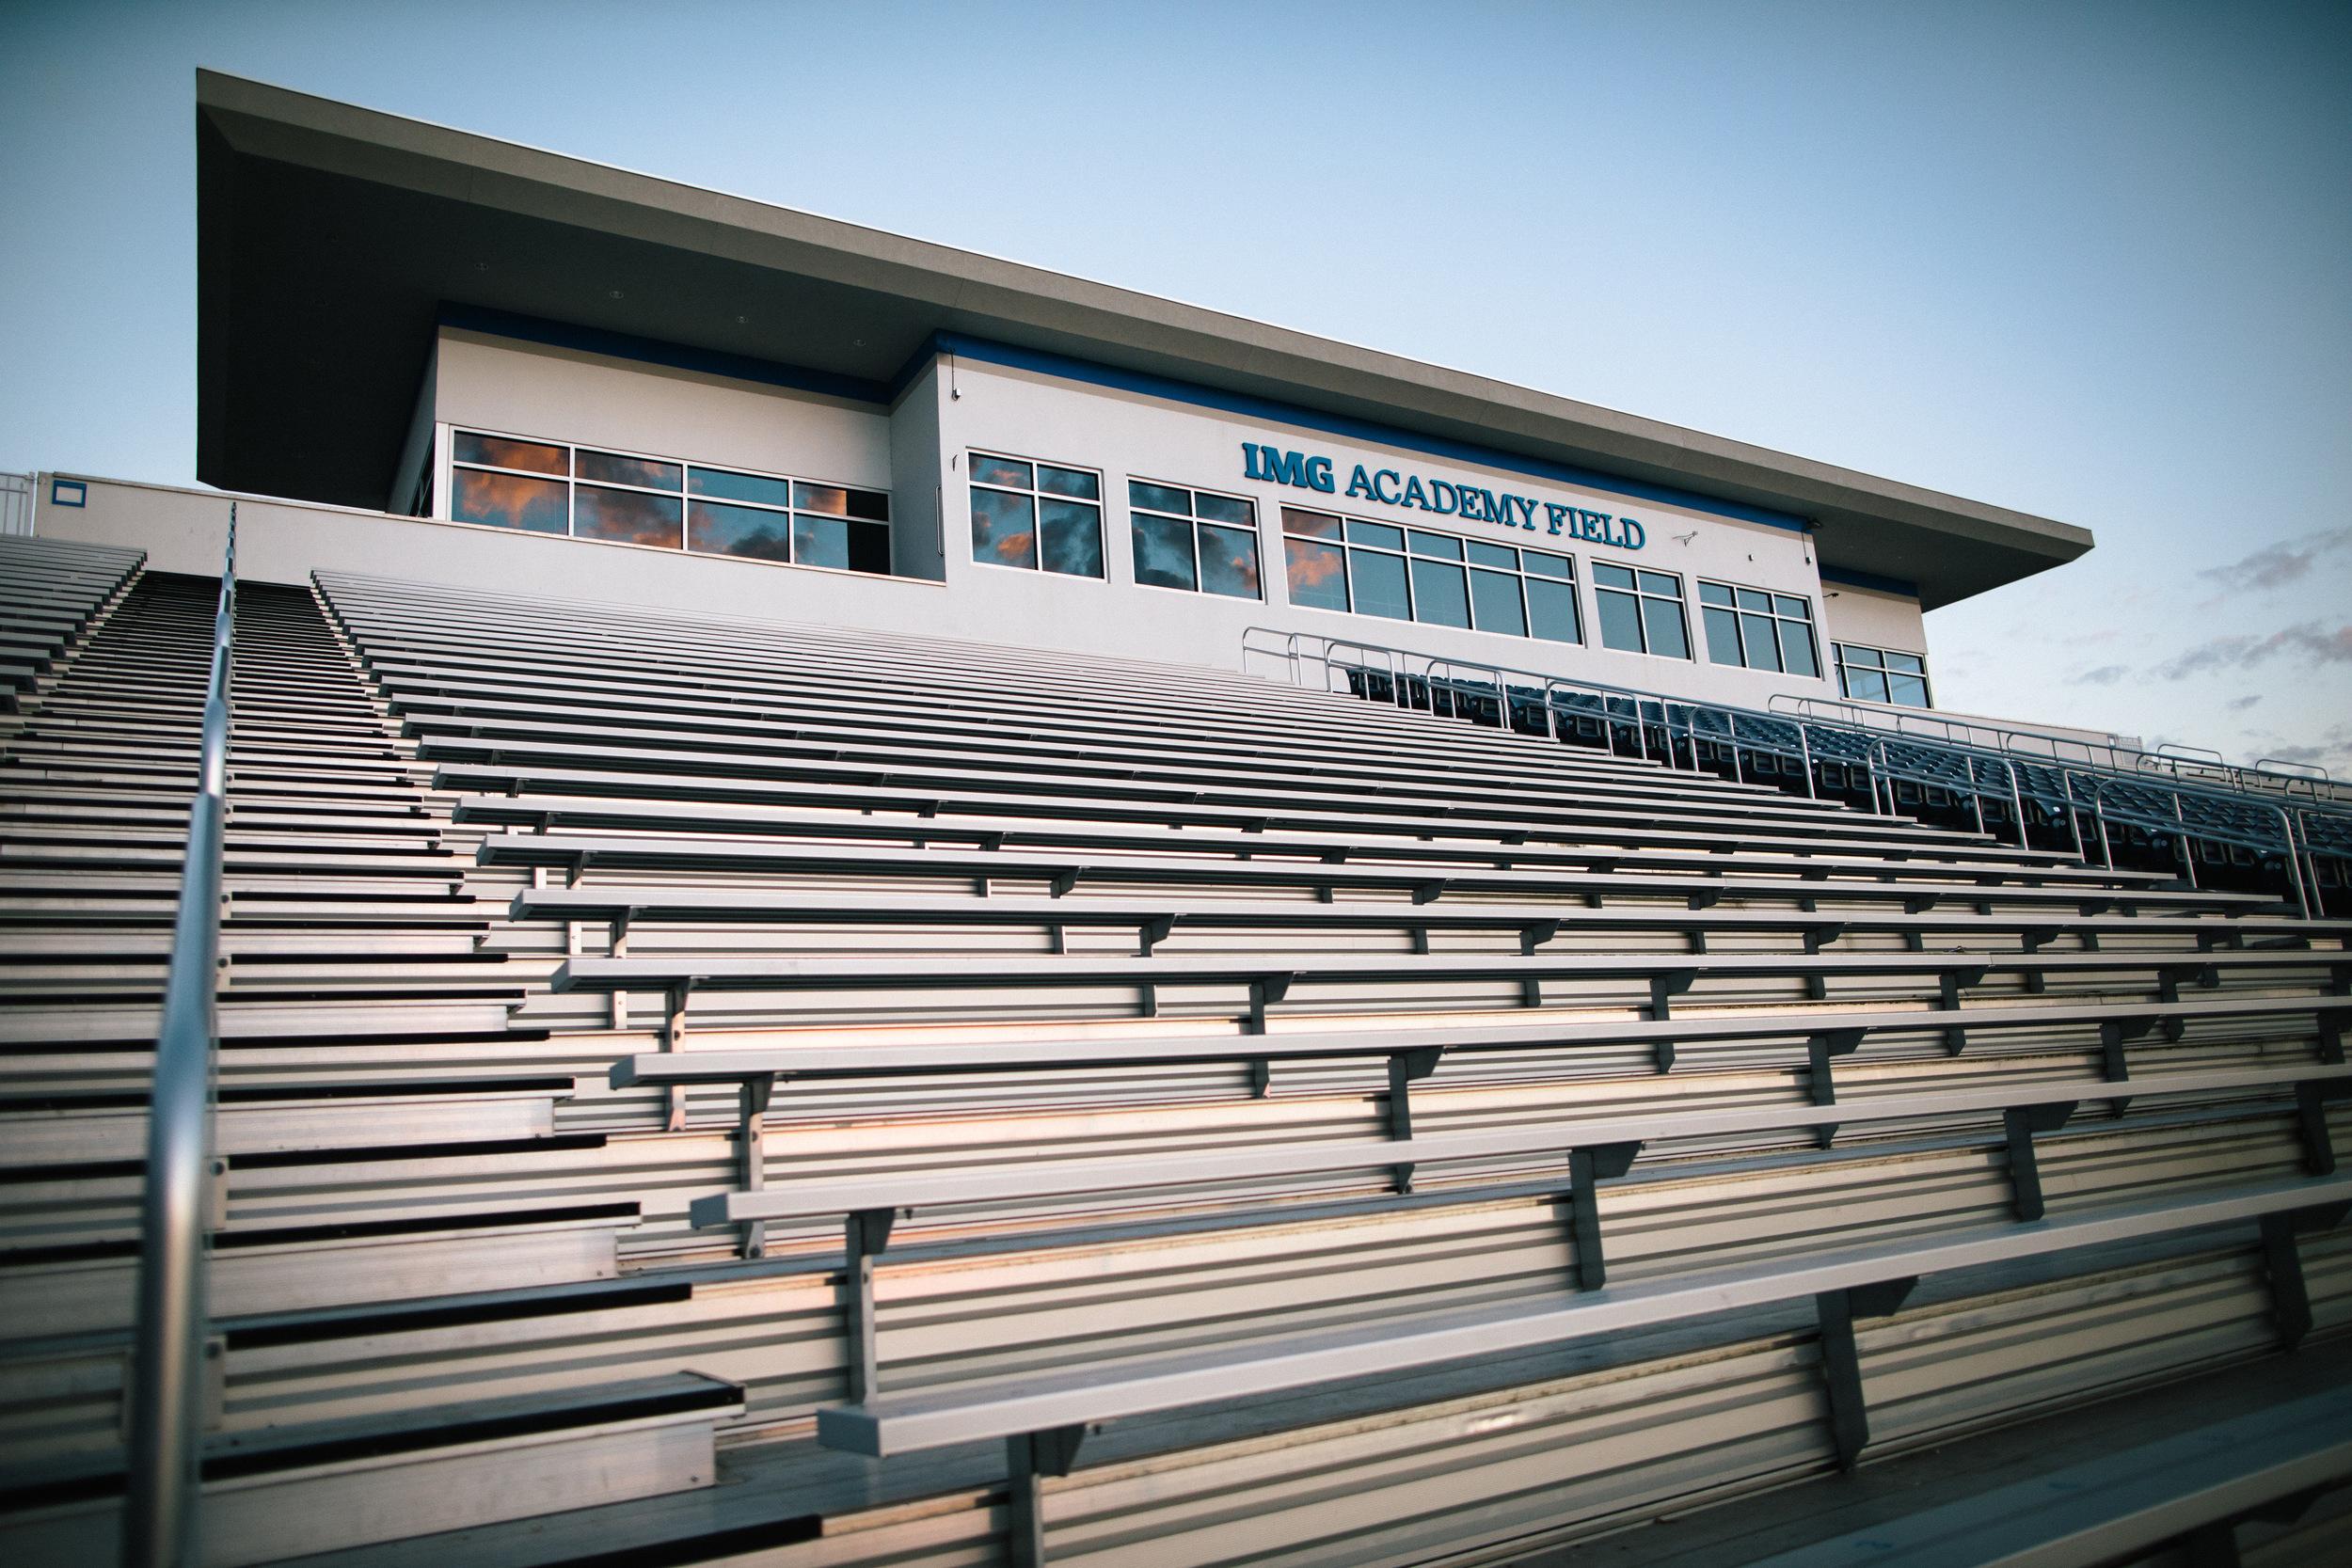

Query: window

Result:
[968,452,1104,578]
[1282,508,1581,643]
[1700,581,1820,676]
[447,428,890,574]
[1835,642,1932,707]
[1131,481,1261,598]
[1593,562,1690,658]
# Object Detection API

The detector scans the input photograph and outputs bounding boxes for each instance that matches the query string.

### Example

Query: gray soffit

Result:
[195,70,2090,609]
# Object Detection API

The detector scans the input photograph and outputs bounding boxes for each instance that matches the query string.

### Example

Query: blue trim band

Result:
[901,330,1810,533]
[437,304,893,406]
[1820,564,1921,598]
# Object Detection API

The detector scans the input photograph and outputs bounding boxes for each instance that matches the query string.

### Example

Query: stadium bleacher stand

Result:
[7,536,2352,1565]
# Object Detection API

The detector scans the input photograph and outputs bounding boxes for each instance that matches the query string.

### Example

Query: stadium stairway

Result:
[2,541,2350,1564]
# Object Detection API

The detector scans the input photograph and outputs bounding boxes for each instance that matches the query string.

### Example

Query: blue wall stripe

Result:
[901,330,1813,534]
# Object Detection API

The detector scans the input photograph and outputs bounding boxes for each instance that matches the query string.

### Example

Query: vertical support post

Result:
[842,1207,897,1404]
[1004,1426,1087,1568]
[2260,1213,2312,1350]
[1813,1277,1916,1471]
[737,1074,776,1259]
[1565,1142,1640,1291]
[1385,1048,1440,1193]
[2001,1102,2074,1222]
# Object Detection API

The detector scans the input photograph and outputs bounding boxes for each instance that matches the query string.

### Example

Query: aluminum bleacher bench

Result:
[810,1178,2352,1565]
[554,945,2347,1046]
[453,794,2132,886]
[511,885,2352,960]
[453,787,2071,870]
[679,1062,2352,1369]
[436,756,2016,856]
[477,832,2243,917]
[1736,1386,2352,1568]
[0,1075,576,1165]
[612,991,2352,1225]
[0,1370,742,1566]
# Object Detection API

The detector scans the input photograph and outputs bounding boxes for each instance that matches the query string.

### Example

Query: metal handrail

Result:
[123,504,235,1568]
[1772,691,2350,805]
[1242,626,2342,916]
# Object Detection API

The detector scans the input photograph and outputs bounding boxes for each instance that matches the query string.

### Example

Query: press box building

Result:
[9,70,2352,1568]
[33,73,2096,728]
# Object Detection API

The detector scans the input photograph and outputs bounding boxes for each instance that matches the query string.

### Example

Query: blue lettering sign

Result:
[1243,441,1645,550]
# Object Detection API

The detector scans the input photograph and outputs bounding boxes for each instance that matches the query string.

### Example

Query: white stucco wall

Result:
[1820,581,1928,657]
[432,329,893,496]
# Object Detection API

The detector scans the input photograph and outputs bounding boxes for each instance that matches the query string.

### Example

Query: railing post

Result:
[2280,807,2313,920]
[123,504,236,1568]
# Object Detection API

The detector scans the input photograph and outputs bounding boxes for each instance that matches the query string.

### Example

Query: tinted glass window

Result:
[1597,587,1645,652]
[1409,558,1470,627]
[1466,541,1518,570]
[1594,562,1637,591]
[1526,578,1580,643]
[577,451,680,490]
[690,499,793,562]
[454,432,565,475]
[1286,538,1349,610]
[1132,512,1197,589]
[1783,625,1820,678]
[971,454,1033,489]
[1523,551,1572,580]
[1195,493,1254,527]
[1346,520,1406,551]
[572,484,681,548]
[793,515,851,570]
[1408,531,1462,560]
[1350,549,1411,620]
[1198,522,1262,598]
[971,487,1038,569]
[1642,594,1690,659]
[1738,612,1782,671]
[1131,482,1192,516]
[1848,667,1892,704]
[1038,465,1100,500]
[1699,581,1735,607]
[453,468,567,533]
[1890,673,1931,706]
[1283,507,1343,539]
[1039,499,1104,578]
[1703,605,1743,666]
[1469,569,1526,636]
[691,467,794,509]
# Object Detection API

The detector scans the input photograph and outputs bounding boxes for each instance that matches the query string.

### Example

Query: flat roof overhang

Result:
[195,70,2090,610]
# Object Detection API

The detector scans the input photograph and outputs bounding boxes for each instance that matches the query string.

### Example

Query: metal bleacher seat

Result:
[8,556,2352,1565]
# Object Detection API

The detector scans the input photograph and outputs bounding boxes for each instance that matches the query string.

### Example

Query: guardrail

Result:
[1242,627,2349,919]
[1772,693,2351,807]
[0,471,32,537]
[123,504,235,1568]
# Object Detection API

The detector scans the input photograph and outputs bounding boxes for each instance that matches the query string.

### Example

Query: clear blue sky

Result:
[3,0,2345,769]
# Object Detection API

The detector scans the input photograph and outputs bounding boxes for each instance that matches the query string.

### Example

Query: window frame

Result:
[437,423,892,577]
[1592,562,1692,660]
[1128,476,1263,601]
[1833,641,1934,708]
[1279,507,1583,645]
[1698,578,1822,677]
[965,450,1107,579]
